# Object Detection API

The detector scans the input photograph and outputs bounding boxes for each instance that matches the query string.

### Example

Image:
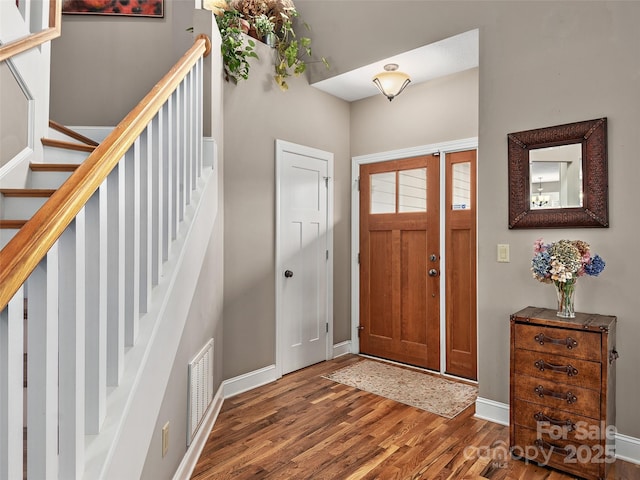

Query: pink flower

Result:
[533,238,546,253]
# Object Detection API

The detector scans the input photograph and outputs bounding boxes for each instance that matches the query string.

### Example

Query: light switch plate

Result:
[497,244,510,263]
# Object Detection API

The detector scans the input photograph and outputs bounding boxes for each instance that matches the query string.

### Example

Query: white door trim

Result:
[275,139,334,378]
[350,137,478,371]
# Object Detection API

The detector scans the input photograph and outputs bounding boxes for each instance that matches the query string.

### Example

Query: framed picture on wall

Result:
[62,1,164,18]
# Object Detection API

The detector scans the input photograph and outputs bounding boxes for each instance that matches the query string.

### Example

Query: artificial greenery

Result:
[206,0,328,90]
[273,8,329,91]
[253,13,275,38]
[215,9,259,84]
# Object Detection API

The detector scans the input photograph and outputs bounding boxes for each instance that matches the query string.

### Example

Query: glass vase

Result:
[555,281,576,318]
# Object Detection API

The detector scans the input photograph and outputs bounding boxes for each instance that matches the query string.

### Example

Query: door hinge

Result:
[357,325,364,337]
[357,253,360,264]
[357,176,360,191]
[324,176,330,188]
[326,250,329,260]
[326,323,329,333]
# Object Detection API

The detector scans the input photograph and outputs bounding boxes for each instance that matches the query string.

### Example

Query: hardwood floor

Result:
[192,355,640,480]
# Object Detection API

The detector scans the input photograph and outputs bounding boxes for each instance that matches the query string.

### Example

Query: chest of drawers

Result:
[510,306,617,480]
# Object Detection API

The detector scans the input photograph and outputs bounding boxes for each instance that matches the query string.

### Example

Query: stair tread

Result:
[30,163,80,172]
[0,189,56,197]
[49,120,100,147]
[41,137,96,153]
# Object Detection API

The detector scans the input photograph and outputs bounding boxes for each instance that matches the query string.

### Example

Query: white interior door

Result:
[276,140,333,375]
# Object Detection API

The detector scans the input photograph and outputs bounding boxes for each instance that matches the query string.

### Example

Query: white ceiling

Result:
[311,29,479,102]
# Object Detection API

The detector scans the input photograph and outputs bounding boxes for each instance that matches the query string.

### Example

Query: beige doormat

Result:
[322,359,477,419]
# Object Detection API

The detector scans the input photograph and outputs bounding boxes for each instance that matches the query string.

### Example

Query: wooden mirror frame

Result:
[508,117,608,229]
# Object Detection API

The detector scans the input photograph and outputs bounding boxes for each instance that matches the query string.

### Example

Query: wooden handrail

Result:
[0,0,62,63]
[0,36,210,310]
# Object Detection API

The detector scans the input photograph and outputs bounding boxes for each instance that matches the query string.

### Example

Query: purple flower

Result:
[584,254,606,276]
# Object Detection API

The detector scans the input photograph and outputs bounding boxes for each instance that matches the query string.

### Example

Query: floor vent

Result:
[187,338,214,445]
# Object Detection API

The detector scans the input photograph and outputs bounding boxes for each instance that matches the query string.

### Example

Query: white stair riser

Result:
[28,170,74,189]
[42,147,90,164]
[1,196,49,219]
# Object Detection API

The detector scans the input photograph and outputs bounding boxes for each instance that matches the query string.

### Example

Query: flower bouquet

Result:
[531,238,606,318]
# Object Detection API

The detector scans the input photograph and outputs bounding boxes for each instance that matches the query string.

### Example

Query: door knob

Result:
[284,270,294,278]
[428,268,439,277]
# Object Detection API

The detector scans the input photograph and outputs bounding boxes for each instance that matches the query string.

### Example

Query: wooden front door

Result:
[445,150,477,379]
[359,155,440,370]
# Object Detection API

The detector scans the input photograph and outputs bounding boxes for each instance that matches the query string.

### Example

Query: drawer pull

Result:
[534,385,578,404]
[534,359,578,377]
[533,412,576,431]
[534,333,578,350]
[534,438,571,457]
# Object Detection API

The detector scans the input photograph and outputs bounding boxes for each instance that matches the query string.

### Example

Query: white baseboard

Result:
[220,346,354,399]
[474,397,510,426]
[475,397,640,465]
[173,384,224,480]
[333,341,352,358]
[222,364,279,399]
[615,432,640,465]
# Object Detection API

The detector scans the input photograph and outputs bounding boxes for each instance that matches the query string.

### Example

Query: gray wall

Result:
[222,42,351,378]
[49,0,640,459]
[141,9,226,477]
[295,0,640,438]
[350,68,479,156]
[0,63,29,168]
[50,0,195,125]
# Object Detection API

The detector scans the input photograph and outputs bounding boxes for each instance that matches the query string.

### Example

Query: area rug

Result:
[322,359,477,419]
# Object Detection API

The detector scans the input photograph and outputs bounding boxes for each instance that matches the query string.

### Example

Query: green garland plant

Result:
[205,0,328,90]
[273,8,329,91]
[215,9,258,84]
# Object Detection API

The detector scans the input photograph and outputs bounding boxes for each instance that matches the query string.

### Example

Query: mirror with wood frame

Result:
[507,118,608,229]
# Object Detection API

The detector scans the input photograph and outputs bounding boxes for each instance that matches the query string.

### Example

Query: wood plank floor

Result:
[192,355,640,480]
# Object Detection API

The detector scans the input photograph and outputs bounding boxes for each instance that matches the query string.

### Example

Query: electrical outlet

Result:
[162,422,170,458]
[497,244,510,263]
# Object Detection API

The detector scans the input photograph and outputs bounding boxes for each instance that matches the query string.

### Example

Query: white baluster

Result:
[169,93,178,243]
[140,127,152,313]
[151,112,164,280]
[185,70,194,200]
[176,83,186,223]
[125,142,140,346]
[197,58,204,176]
[85,185,107,434]
[27,245,59,479]
[0,287,25,480]
[58,212,86,479]
[107,163,125,386]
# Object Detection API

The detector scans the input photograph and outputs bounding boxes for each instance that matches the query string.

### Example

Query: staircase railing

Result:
[0,0,62,63]
[0,34,211,479]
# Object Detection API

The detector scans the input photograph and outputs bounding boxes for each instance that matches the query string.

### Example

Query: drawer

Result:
[514,323,601,362]
[512,398,606,443]
[513,374,600,419]
[514,348,601,391]
[512,424,607,480]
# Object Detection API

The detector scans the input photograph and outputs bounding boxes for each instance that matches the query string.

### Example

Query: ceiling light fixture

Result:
[372,63,411,101]
[531,176,550,207]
